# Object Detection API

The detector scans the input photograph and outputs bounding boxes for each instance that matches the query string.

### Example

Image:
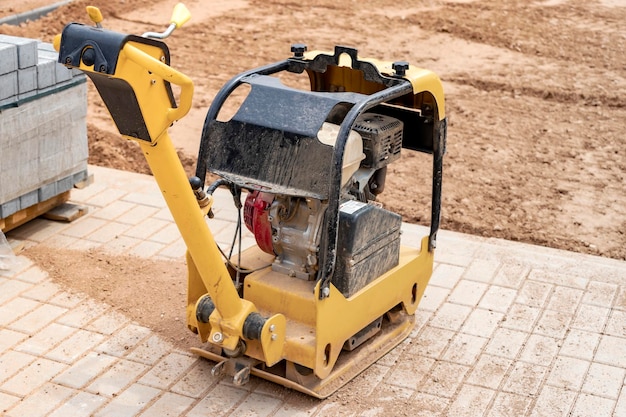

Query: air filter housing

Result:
[352,113,403,170]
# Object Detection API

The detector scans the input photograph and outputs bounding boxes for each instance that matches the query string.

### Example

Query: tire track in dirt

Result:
[446,76,626,108]
[409,0,626,70]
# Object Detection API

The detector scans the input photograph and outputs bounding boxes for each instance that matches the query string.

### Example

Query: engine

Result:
[243,113,404,296]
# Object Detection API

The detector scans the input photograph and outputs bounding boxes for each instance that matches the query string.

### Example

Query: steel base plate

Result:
[191,310,415,399]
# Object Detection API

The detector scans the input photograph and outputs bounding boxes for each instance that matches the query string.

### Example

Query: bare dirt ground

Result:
[2,0,624,261]
[1,0,625,407]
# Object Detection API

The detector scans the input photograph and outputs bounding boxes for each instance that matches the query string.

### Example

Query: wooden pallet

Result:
[0,191,71,233]
[0,174,93,234]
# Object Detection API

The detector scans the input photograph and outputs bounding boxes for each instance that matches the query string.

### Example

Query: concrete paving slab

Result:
[1,164,624,416]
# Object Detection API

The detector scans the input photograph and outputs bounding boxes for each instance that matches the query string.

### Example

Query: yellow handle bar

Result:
[122,42,194,124]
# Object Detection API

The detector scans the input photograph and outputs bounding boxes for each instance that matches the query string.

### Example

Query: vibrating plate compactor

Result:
[55,3,446,398]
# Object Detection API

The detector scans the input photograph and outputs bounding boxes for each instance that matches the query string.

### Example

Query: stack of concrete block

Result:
[0,34,89,221]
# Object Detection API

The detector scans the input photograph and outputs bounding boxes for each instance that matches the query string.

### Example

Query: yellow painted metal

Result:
[314,239,433,378]
[119,43,193,142]
[60,31,286,363]
[65,40,192,143]
[52,34,61,52]
[134,130,250,349]
[134,128,285,362]
[192,298,416,398]
[243,237,433,379]
[303,50,446,120]
[86,6,103,25]
[185,252,209,337]
[259,314,287,366]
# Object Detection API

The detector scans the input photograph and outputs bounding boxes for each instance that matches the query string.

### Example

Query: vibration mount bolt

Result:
[392,61,410,76]
[212,332,224,343]
[291,43,307,58]
[321,286,330,298]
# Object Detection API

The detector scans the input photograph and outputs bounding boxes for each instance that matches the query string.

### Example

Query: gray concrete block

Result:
[37,50,72,84]
[56,175,74,194]
[36,58,56,90]
[0,96,16,107]
[36,50,57,61]
[38,182,57,202]
[0,71,18,101]
[37,131,64,158]
[0,199,19,219]
[17,89,38,102]
[72,97,88,119]
[17,66,37,94]
[0,43,18,75]
[19,189,39,210]
[55,65,73,84]
[0,105,39,146]
[18,160,39,196]
[0,164,20,201]
[72,140,89,164]
[0,35,38,69]
[73,170,88,184]
[36,154,59,184]
[37,42,56,53]
[1,82,88,205]
[68,122,89,158]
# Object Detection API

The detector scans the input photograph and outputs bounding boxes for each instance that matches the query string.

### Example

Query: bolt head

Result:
[212,332,223,343]
[392,61,410,76]
[321,286,330,298]
[291,43,308,58]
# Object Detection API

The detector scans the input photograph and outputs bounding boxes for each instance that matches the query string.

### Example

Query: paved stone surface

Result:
[1,165,625,416]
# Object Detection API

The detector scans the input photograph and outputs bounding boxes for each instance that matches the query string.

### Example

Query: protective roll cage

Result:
[195,46,446,299]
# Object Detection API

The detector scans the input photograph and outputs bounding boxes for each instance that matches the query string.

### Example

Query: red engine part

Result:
[243,191,275,254]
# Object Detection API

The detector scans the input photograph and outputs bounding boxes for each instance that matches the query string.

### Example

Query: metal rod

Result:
[318,80,414,298]
[142,23,177,39]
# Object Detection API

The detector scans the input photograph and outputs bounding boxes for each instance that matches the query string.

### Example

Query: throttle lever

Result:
[86,6,103,28]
